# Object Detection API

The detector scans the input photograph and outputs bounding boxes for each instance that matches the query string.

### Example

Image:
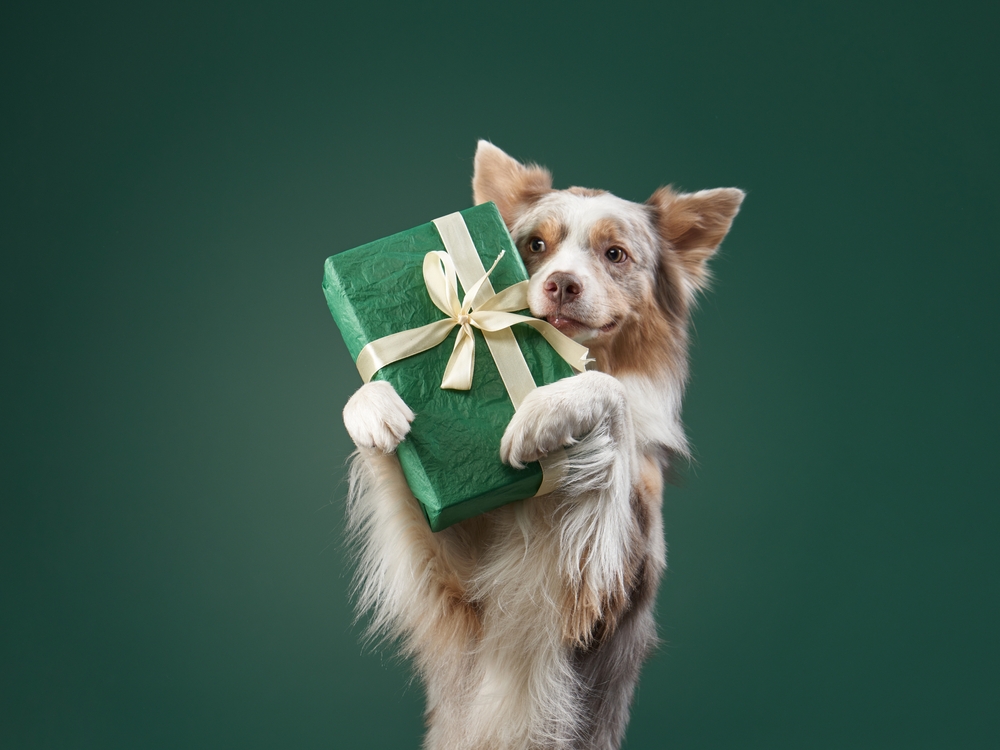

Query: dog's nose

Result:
[544,273,582,304]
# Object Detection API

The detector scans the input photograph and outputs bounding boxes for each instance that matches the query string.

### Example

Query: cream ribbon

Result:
[355,226,590,392]
[354,212,591,496]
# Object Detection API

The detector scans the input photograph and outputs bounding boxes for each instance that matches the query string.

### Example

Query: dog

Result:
[341,141,744,749]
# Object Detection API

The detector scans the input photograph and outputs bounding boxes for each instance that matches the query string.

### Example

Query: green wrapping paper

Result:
[323,202,577,531]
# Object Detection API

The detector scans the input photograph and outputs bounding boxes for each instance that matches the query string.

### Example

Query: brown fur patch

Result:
[562,542,600,648]
[564,583,628,649]
[588,290,687,380]
[653,242,694,323]
[562,581,602,648]
[429,569,482,648]
[448,594,480,635]
[520,216,567,273]
[539,215,570,245]
[639,462,663,523]
[646,186,745,289]
[588,216,629,254]
[566,186,607,197]
[630,486,650,539]
[472,142,552,228]
[563,548,650,651]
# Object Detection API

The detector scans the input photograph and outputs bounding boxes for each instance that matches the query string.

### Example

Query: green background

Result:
[3,2,997,748]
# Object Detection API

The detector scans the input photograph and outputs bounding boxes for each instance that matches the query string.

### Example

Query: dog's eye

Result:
[605,246,627,263]
[528,238,546,253]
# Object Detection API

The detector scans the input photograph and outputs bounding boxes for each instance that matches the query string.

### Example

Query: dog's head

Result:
[472,141,744,379]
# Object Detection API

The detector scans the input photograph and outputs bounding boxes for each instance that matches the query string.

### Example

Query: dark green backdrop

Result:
[3,2,997,748]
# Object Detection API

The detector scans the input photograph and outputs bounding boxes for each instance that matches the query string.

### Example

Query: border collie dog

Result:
[342,142,744,749]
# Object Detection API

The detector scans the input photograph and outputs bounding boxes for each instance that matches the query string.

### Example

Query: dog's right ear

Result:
[647,186,745,292]
[473,141,552,228]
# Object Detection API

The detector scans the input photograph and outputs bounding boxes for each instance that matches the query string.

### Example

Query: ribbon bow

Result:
[355,249,590,390]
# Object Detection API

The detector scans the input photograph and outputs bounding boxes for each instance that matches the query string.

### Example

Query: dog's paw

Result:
[500,372,625,469]
[343,381,415,453]
[500,402,575,469]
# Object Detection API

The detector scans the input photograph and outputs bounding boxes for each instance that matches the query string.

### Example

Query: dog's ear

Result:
[647,186,745,291]
[473,141,552,227]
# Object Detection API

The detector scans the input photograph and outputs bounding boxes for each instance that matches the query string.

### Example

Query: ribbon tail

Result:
[459,250,505,313]
[471,311,592,374]
[440,325,476,390]
[356,319,456,382]
[423,251,463,318]
[527,320,592,372]
[475,280,529,312]
[536,452,566,496]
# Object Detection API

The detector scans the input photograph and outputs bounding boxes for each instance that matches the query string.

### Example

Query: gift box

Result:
[323,202,589,531]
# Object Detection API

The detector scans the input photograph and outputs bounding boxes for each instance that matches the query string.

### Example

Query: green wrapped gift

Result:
[322,202,589,531]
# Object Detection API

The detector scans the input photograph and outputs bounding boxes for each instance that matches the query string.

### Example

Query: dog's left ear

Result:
[647,186,745,290]
[473,141,552,228]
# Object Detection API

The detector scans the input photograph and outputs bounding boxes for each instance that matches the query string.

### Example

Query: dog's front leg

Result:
[342,382,478,670]
[500,371,643,647]
[499,371,632,473]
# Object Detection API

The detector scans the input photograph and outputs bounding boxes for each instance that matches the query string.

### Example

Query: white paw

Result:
[500,372,625,469]
[343,381,415,453]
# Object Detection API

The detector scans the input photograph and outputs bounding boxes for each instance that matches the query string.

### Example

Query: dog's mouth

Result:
[547,315,618,339]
